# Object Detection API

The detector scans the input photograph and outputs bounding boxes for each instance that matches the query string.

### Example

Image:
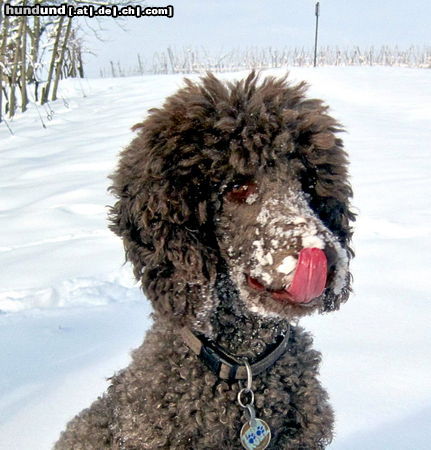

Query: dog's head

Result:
[109,72,354,333]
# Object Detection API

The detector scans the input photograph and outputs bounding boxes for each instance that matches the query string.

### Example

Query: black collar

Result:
[180,325,291,381]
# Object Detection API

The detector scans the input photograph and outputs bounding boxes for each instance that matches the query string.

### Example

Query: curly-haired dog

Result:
[55,72,354,449]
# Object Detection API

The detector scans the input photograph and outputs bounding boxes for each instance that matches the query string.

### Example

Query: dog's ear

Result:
[108,133,219,330]
[291,100,355,310]
[295,100,355,254]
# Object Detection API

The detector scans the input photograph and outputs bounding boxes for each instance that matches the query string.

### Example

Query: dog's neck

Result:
[209,272,290,362]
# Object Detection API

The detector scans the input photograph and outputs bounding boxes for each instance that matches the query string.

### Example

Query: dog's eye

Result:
[225,182,257,204]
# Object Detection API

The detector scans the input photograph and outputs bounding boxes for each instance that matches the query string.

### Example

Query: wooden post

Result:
[313,2,320,67]
[167,47,175,74]
[137,53,143,74]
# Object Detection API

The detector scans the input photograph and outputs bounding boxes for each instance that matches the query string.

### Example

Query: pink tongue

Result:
[282,248,327,304]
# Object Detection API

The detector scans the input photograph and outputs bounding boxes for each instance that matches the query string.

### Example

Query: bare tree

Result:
[0,0,144,120]
[0,0,10,122]
[63,28,85,78]
[21,14,28,112]
[52,16,72,101]
[9,14,26,117]
[41,16,64,105]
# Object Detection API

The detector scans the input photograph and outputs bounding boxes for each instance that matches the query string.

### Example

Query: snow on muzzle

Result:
[247,248,328,304]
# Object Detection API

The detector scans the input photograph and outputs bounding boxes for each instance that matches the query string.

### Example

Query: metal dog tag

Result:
[237,360,271,449]
[240,416,271,449]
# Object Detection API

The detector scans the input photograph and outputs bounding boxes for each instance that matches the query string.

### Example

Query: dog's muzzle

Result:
[247,247,328,304]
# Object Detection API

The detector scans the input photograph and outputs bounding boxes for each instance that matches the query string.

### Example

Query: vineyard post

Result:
[314,2,320,67]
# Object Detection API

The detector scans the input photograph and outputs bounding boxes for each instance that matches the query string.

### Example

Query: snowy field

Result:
[0,67,430,449]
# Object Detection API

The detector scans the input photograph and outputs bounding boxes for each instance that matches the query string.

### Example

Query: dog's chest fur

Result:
[102,320,333,449]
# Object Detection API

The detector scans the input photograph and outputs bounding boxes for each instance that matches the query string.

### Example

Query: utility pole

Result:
[314,2,320,67]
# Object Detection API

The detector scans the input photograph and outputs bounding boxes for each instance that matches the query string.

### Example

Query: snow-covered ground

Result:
[1,67,430,449]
